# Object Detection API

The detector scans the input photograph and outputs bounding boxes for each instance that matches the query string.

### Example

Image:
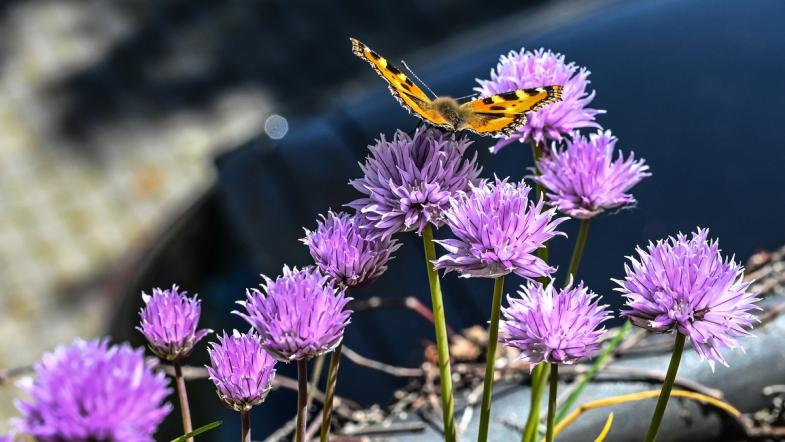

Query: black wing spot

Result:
[499,91,519,100]
[490,105,506,110]
[369,51,380,60]
[388,65,402,75]
[482,97,494,104]
[404,78,415,87]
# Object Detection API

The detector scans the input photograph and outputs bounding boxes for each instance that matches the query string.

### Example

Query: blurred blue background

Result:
[0,0,783,440]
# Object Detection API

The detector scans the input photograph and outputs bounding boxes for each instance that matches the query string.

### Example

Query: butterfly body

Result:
[351,38,563,137]
[429,97,466,130]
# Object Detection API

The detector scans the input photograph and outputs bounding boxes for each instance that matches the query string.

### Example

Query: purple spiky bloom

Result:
[532,130,651,219]
[14,339,171,442]
[347,128,481,239]
[615,228,760,368]
[137,285,211,361]
[475,48,604,153]
[206,330,277,411]
[302,211,401,288]
[237,266,352,361]
[433,177,567,279]
[500,281,611,368]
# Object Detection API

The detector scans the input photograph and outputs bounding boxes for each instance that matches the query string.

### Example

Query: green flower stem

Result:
[241,409,251,442]
[644,332,686,442]
[523,140,551,442]
[172,359,194,442]
[531,142,550,275]
[545,364,558,442]
[522,364,549,442]
[422,224,457,442]
[307,354,325,407]
[565,220,590,283]
[319,343,343,442]
[477,276,505,442]
[295,359,308,442]
[555,320,631,423]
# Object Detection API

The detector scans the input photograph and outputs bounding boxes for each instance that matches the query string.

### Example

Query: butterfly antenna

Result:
[401,60,438,99]
[453,92,479,102]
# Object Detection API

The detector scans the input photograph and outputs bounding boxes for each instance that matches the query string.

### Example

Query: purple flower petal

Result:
[433,177,566,279]
[137,285,212,361]
[500,281,611,368]
[302,211,400,289]
[614,228,760,369]
[347,128,481,239]
[475,48,604,152]
[236,266,352,361]
[206,330,277,411]
[14,339,171,442]
[533,130,651,219]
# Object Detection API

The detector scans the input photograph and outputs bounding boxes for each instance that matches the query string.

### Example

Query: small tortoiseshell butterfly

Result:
[351,38,563,137]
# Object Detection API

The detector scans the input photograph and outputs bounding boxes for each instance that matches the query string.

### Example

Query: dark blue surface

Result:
[207,0,785,439]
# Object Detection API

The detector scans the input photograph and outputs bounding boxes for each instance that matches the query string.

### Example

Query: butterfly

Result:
[350,38,563,137]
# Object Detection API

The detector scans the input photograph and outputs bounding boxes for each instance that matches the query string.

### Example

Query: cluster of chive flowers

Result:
[4,41,767,442]
[434,177,566,279]
[533,130,651,219]
[302,211,401,288]
[500,281,611,368]
[475,46,604,152]
[14,339,172,442]
[347,128,482,239]
[615,229,760,367]
[137,285,211,361]
[237,266,352,361]
[207,331,277,411]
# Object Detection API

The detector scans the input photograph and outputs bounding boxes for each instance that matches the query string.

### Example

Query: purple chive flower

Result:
[137,285,211,361]
[615,229,760,368]
[302,211,401,288]
[532,131,651,219]
[347,128,482,239]
[433,177,567,279]
[500,281,611,368]
[14,339,171,442]
[236,266,352,361]
[207,330,277,411]
[475,48,604,153]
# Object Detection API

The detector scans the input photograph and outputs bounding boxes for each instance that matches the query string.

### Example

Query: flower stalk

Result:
[308,354,325,406]
[523,364,548,442]
[422,224,457,442]
[478,276,505,442]
[522,140,550,442]
[566,220,590,281]
[173,359,194,442]
[643,332,686,442]
[320,343,343,442]
[241,409,251,442]
[546,364,558,442]
[295,359,308,442]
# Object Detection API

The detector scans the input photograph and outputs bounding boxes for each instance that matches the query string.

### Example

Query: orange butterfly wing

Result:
[350,38,450,128]
[460,86,563,136]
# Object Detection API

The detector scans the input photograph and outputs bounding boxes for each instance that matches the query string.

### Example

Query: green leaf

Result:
[170,420,223,442]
